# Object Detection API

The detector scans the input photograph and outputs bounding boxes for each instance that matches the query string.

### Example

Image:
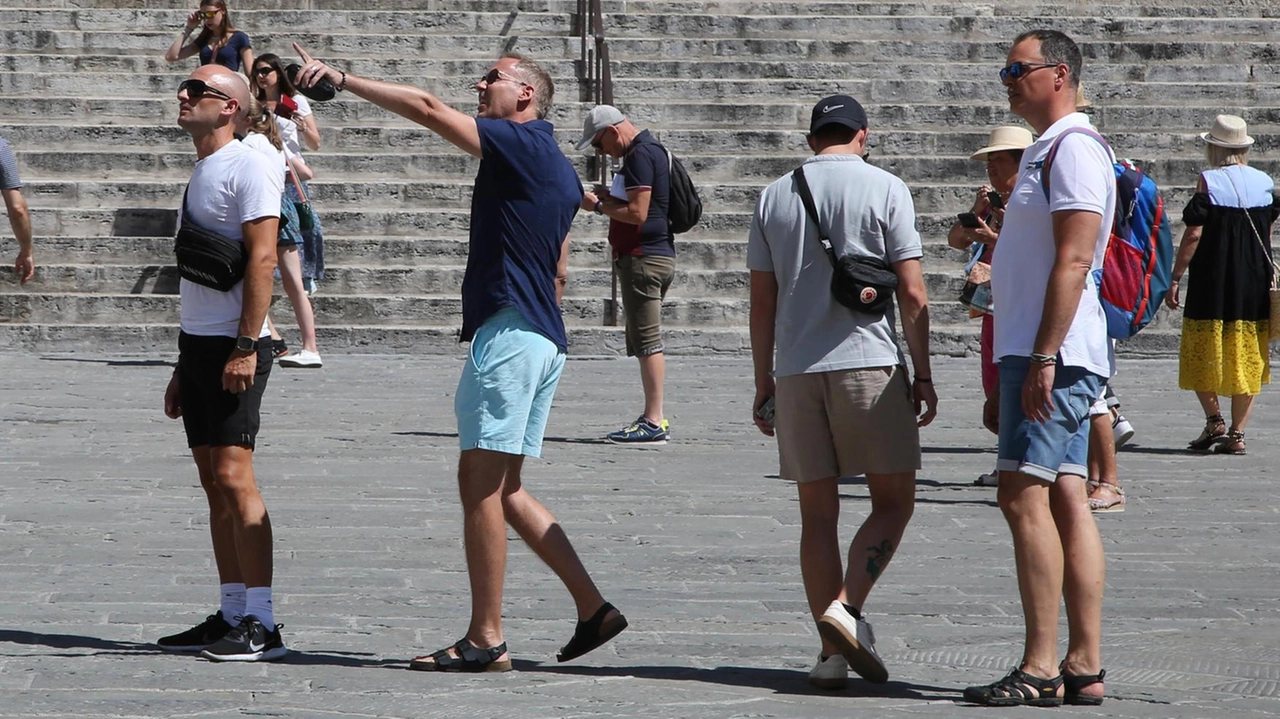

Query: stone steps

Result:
[8,72,1280,107]
[10,8,1280,39]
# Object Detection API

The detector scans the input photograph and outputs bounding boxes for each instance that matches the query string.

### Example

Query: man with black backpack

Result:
[577,105,697,444]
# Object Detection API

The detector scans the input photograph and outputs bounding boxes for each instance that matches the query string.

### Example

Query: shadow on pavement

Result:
[1116,445,1195,456]
[0,629,157,657]
[283,650,407,669]
[39,357,173,368]
[523,662,957,699]
[394,430,608,445]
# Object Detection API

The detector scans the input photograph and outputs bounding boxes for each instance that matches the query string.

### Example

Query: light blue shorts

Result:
[455,307,566,458]
[996,356,1104,483]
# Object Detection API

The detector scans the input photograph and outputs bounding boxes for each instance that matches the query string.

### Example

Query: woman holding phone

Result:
[946,125,1032,486]
[252,53,326,297]
[164,1,253,74]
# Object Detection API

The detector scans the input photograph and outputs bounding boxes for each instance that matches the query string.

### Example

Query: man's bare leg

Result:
[1051,473,1106,700]
[456,448,512,654]
[638,351,665,424]
[500,457,609,621]
[996,471,1065,688]
[797,477,843,658]
[838,472,915,610]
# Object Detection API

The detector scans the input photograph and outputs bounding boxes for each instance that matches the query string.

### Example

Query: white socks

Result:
[220,583,246,623]
[245,586,274,627]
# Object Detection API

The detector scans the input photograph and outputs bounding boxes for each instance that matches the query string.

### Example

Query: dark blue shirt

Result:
[607,130,673,257]
[462,118,581,352]
[199,31,251,72]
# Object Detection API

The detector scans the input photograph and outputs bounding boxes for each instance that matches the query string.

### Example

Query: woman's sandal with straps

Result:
[1086,479,1126,513]
[1063,668,1107,706]
[407,638,512,673]
[1188,414,1227,452]
[963,668,1064,707]
[1213,428,1247,455]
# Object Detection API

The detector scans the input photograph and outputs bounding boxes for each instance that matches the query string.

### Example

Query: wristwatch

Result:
[593,200,604,215]
[235,335,260,352]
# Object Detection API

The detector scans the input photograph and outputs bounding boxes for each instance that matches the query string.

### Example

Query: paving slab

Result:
[1,351,1278,717]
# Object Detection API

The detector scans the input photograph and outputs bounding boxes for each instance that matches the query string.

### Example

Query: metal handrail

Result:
[577,0,618,325]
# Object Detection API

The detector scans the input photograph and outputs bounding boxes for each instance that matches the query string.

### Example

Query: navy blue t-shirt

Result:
[462,118,581,352]
[199,31,251,72]
[607,130,673,257]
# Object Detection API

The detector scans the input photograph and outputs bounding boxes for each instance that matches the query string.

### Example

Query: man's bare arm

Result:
[1032,209,1103,356]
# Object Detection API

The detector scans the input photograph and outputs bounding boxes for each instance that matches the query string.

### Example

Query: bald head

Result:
[192,64,251,111]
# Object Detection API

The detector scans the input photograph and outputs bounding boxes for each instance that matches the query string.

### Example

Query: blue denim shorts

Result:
[455,308,566,458]
[997,356,1104,483]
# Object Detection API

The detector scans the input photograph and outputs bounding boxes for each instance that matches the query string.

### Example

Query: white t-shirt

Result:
[178,139,285,338]
[241,132,287,181]
[747,155,922,377]
[276,93,312,160]
[991,112,1117,377]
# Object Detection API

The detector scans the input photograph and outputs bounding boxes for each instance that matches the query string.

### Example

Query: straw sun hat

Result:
[1200,114,1255,149]
[970,126,1035,161]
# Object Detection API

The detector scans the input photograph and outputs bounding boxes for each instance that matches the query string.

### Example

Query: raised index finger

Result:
[291,41,314,64]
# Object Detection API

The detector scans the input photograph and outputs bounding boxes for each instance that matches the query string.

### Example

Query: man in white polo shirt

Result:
[157,64,287,663]
[964,30,1116,707]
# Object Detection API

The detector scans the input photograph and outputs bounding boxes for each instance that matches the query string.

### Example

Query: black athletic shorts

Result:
[177,332,272,449]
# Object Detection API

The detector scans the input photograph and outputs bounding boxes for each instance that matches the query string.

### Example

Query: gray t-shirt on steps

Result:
[747,154,922,378]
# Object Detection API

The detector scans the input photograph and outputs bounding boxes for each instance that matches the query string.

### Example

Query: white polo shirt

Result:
[991,112,1116,378]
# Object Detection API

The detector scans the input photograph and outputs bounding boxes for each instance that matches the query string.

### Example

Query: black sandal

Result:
[1213,429,1246,455]
[556,602,628,663]
[963,668,1064,707]
[1188,414,1227,452]
[1063,668,1106,706]
[407,638,512,672]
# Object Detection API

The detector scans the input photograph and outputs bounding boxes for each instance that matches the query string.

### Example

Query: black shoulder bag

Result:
[174,186,248,292]
[792,166,899,316]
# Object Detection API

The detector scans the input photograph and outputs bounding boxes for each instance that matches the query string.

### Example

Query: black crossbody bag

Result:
[792,166,899,316]
[174,186,247,292]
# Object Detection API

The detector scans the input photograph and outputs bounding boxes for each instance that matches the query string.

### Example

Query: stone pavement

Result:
[1,351,1278,718]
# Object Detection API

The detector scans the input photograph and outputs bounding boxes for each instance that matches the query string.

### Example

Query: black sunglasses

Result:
[253,66,276,77]
[178,78,232,101]
[999,61,1059,83]
[479,68,529,87]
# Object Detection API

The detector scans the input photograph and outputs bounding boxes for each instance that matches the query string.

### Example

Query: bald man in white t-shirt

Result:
[157,64,288,663]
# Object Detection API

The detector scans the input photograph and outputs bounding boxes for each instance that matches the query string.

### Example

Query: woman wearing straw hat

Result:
[947,125,1033,485]
[1166,114,1280,455]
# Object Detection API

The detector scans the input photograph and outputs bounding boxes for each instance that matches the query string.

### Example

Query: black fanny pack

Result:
[792,166,899,316]
[174,187,247,292]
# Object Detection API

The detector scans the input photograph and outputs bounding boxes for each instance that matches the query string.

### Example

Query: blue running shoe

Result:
[607,416,669,445]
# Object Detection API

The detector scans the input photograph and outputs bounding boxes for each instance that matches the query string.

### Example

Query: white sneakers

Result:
[1112,413,1135,449]
[808,653,848,689]
[278,349,322,368]
[816,600,888,684]
[974,470,999,487]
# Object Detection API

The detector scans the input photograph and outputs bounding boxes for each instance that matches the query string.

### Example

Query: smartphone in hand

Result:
[957,212,983,229]
[986,190,1005,210]
[755,396,776,428]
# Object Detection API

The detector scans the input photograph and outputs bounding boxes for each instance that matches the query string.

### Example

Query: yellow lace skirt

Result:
[1179,318,1271,396]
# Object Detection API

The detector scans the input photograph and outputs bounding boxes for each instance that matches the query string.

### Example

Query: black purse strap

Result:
[792,166,840,270]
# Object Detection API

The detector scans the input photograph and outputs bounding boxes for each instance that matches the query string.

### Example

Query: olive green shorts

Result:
[617,254,676,357]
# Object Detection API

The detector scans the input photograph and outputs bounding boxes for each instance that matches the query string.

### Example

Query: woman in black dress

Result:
[1166,115,1280,455]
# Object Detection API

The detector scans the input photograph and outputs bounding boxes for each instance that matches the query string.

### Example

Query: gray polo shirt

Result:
[747,154,922,377]
[0,136,21,191]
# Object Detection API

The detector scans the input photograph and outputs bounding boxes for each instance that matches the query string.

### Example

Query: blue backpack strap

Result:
[1040,126,1113,201]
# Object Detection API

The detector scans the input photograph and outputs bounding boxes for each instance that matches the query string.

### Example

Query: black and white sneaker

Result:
[156,610,235,652]
[200,615,288,662]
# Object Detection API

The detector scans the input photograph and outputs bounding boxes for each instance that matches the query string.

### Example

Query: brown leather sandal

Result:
[1188,414,1227,452]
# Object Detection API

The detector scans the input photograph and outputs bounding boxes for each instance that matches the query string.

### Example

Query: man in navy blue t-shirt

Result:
[292,46,627,671]
[577,106,676,445]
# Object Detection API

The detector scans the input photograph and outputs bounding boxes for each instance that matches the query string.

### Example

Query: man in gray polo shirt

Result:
[748,95,936,689]
[0,135,33,284]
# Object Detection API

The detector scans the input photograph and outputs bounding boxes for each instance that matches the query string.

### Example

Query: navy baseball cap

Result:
[809,95,868,134]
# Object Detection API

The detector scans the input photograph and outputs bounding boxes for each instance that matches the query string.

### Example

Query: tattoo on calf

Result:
[866,540,895,580]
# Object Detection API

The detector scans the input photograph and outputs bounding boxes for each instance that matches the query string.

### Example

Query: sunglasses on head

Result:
[479,68,529,87]
[179,78,232,101]
[999,61,1059,83]
[198,9,220,19]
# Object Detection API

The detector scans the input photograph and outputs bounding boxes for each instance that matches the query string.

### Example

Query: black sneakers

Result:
[201,615,288,662]
[156,610,234,652]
